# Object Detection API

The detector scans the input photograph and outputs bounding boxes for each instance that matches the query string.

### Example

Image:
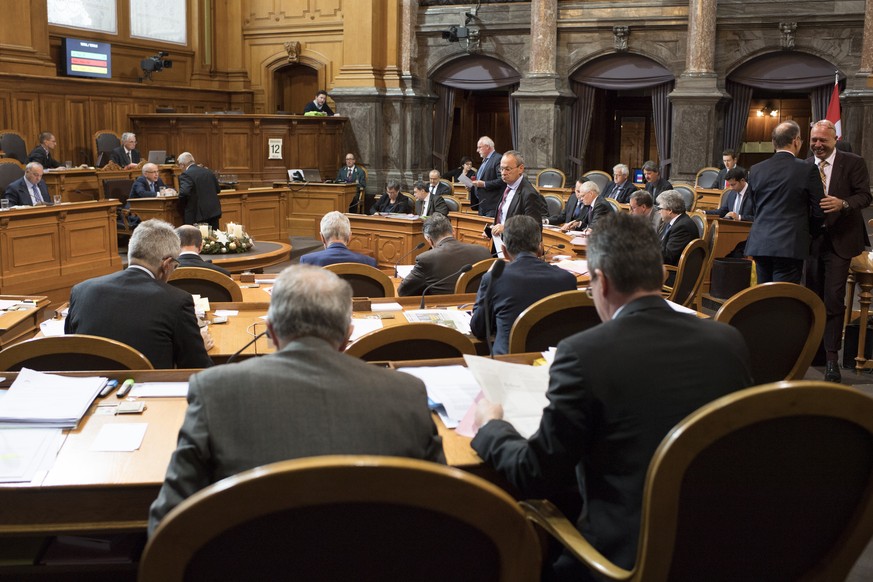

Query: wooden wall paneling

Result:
[89,98,115,135]
[38,95,67,162]
[0,213,61,290]
[262,125,291,184]
[242,190,287,241]
[0,91,10,129]
[66,97,90,166]
[217,194,243,227]
[218,125,254,178]
[13,93,40,145]
[58,204,120,277]
[113,101,140,134]
[179,127,214,168]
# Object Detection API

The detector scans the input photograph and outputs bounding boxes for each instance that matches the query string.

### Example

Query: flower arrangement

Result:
[201,226,254,254]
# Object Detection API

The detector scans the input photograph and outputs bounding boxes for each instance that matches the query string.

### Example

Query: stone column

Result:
[530,0,557,76]
[842,0,873,178]
[668,0,728,182]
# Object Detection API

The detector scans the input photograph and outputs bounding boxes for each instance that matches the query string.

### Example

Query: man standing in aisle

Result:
[177,152,222,230]
[470,136,503,217]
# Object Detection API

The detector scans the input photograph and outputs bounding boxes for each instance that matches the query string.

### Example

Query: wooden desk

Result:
[0,295,50,348]
[287,183,358,238]
[0,201,122,303]
[450,212,586,259]
[347,214,427,268]
[696,187,725,211]
[42,165,181,203]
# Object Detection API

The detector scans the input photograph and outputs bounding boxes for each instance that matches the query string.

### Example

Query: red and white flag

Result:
[825,74,842,139]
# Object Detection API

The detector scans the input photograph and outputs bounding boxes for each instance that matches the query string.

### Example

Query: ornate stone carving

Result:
[613,26,629,53]
[779,22,797,51]
[283,41,301,63]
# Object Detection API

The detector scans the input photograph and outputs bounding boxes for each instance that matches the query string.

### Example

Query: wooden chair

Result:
[454,257,497,294]
[536,167,567,188]
[99,177,137,235]
[443,194,460,213]
[671,182,697,212]
[543,193,564,217]
[694,219,719,311]
[93,130,121,168]
[323,262,395,298]
[522,380,873,582]
[582,170,612,193]
[0,130,28,164]
[168,267,242,302]
[345,323,476,361]
[714,282,824,383]
[0,334,154,371]
[694,166,720,189]
[140,455,541,582]
[662,239,708,308]
[605,197,623,213]
[508,290,601,353]
[688,209,707,239]
[0,158,25,192]
[351,165,369,213]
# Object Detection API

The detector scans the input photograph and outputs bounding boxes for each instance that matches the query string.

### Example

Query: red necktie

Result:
[496,186,511,224]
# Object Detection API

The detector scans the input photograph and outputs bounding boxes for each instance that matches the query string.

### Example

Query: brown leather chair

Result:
[345,323,475,362]
[537,168,567,189]
[168,267,242,302]
[0,130,28,164]
[454,258,497,294]
[662,239,708,308]
[0,334,154,371]
[508,290,601,353]
[94,130,121,168]
[0,158,25,192]
[323,262,395,298]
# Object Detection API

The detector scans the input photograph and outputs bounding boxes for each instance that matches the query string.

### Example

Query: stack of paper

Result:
[0,428,64,483]
[0,368,106,428]
[397,365,480,428]
[403,309,472,335]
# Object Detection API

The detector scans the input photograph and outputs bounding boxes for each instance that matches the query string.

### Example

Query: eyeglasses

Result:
[499,166,519,173]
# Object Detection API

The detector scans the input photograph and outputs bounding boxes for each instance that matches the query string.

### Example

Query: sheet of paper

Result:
[493,234,505,258]
[554,259,588,276]
[254,278,275,284]
[371,302,403,312]
[396,365,480,422]
[193,296,211,314]
[0,300,20,310]
[129,382,189,398]
[402,310,472,335]
[666,300,697,315]
[395,265,415,279]
[213,310,239,317]
[40,318,67,337]
[349,318,384,342]
[0,428,64,482]
[464,355,550,439]
[90,423,148,452]
[0,369,106,428]
[458,174,473,188]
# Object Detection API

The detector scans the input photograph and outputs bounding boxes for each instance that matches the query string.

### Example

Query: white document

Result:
[349,318,384,342]
[492,234,505,258]
[458,174,474,188]
[90,423,148,452]
[129,382,189,398]
[463,355,550,439]
[40,318,67,337]
[0,428,64,483]
[554,259,588,276]
[666,300,697,315]
[0,369,106,428]
[193,296,211,314]
[213,310,239,317]
[397,365,480,422]
[371,302,403,312]
[254,278,275,284]
[403,309,472,335]
[0,300,20,310]
[395,265,415,279]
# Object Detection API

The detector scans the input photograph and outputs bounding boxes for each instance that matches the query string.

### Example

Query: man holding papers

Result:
[472,212,752,580]
[149,265,444,533]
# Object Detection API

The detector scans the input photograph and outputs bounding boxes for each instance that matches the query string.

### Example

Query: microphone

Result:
[483,259,505,358]
[420,264,472,309]
[542,242,565,260]
[226,331,268,364]
[394,241,426,277]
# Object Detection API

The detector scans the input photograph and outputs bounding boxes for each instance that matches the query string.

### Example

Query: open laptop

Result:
[147,150,167,164]
[287,168,323,182]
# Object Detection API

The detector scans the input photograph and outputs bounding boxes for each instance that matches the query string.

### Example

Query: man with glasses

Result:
[66,219,213,369]
[469,136,503,216]
[130,163,167,199]
[487,150,547,243]
[629,190,662,232]
[602,163,635,203]
[656,190,698,266]
[746,120,825,283]
[473,212,752,580]
[337,153,367,212]
[110,132,141,169]
[3,162,51,206]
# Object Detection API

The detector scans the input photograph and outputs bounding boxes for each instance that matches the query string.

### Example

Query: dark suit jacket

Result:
[148,335,445,532]
[369,194,412,215]
[546,195,582,226]
[398,237,491,296]
[706,185,755,222]
[603,180,636,204]
[130,175,167,199]
[179,164,222,224]
[808,150,871,259]
[414,193,449,217]
[474,151,503,217]
[472,295,752,571]
[497,175,548,224]
[470,253,577,355]
[299,242,376,268]
[3,177,51,206]
[303,100,334,116]
[65,267,213,370]
[177,252,232,276]
[110,146,141,167]
[335,165,366,191]
[581,196,612,230]
[645,177,673,200]
[714,164,746,190]
[746,151,825,260]
[27,145,60,169]
[661,212,698,266]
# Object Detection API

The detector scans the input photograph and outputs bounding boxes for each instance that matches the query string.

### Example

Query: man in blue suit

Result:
[130,163,168,199]
[3,162,52,206]
[300,211,377,268]
[705,167,754,222]
[747,120,825,283]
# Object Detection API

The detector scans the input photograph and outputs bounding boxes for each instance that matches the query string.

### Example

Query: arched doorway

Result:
[274,64,319,114]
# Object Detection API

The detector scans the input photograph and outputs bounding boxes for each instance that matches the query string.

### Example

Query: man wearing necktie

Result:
[3,162,51,206]
[427,169,451,199]
[110,132,141,170]
[486,150,548,244]
[130,163,168,199]
[26,132,61,169]
[337,152,368,212]
[470,136,504,217]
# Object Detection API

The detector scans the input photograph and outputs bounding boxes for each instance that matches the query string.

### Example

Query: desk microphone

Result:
[420,264,472,309]
[226,331,269,364]
[542,242,565,260]
[394,242,426,277]
[483,259,505,358]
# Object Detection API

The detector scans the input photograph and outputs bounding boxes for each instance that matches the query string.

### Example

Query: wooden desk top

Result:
[0,295,50,349]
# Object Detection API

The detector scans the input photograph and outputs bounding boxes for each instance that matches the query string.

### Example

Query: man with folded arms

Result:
[398,213,490,296]
[473,212,752,580]
[300,211,376,268]
[149,264,444,533]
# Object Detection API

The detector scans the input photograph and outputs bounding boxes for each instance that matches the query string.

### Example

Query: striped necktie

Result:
[818,160,828,195]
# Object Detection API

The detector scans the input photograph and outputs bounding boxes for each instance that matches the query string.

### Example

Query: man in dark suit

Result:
[398,213,490,296]
[303,89,336,116]
[705,167,754,222]
[177,151,222,229]
[26,132,60,169]
[175,225,232,276]
[411,180,449,217]
[65,219,214,370]
[747,120,825,284]
[471,215,576,355]
[805,119,872,383]
[714,149,745,189]
[473,212,752,580]
[369,179,412,215]
[656,190,698,266]
[427,169,452,198]
[545,178,585,227]
[488,150,548,250]
[3,162,52,206]
[470,136,503,216]
[130,163,167,199]
[556,181,611,233]
[148,264,444,533]
[337,152,368,212]
[300,211,377,267]
[642,160,672,200]
[109,132,141,169]
[602,163,635,203]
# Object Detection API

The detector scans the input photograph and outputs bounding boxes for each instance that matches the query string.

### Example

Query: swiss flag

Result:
[825,82,842,139]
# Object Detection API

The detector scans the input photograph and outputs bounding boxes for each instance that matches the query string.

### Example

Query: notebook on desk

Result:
[288,168,322,182]
[147,150,167,164]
